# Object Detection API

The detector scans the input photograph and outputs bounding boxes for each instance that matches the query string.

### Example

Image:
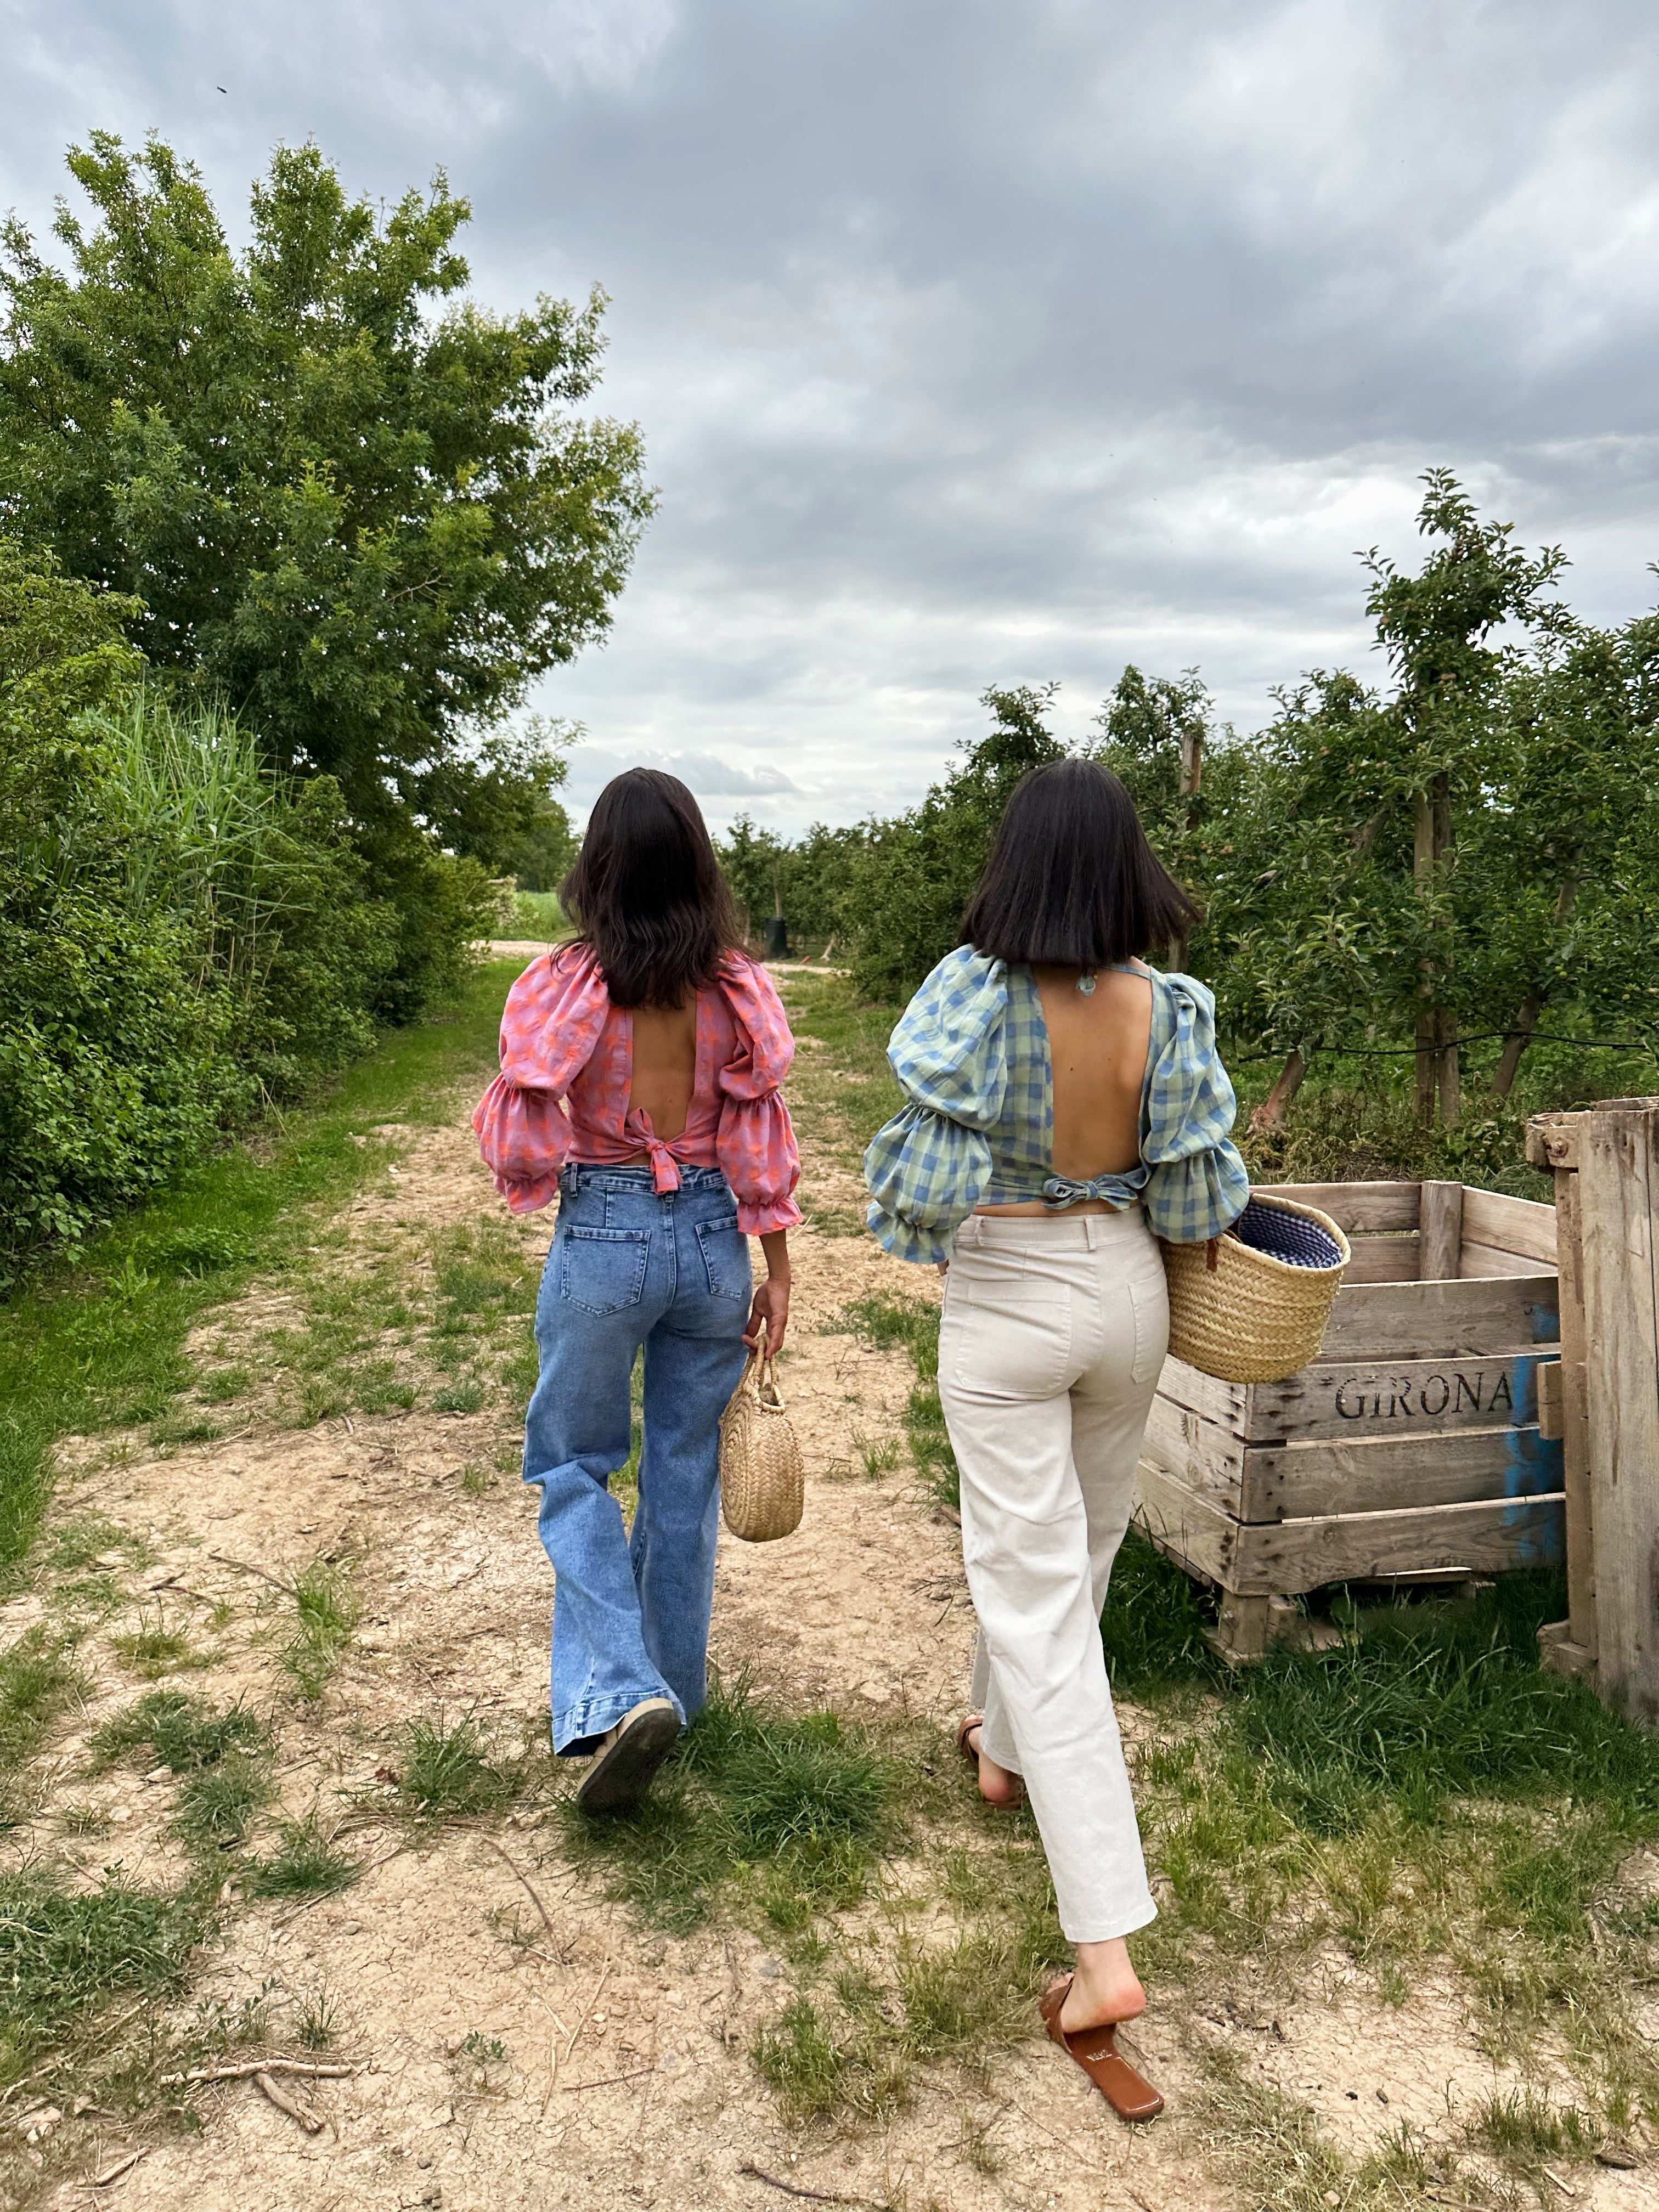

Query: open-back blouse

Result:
[473,944,803,1235]
[864,950,1249,1265]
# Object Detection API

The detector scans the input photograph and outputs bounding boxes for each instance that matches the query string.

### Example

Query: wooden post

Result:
[1417,1181,1464,1282]
[1577,1101,1659,1723]
[1527,1109,1596,1681]
[1413,776,1458,1124]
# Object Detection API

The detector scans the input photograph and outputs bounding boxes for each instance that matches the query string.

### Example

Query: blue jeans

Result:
[524,1164,752,1754]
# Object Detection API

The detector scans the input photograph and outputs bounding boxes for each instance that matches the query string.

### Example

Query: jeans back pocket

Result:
[560,1226,650,1316]
[695,1212,749,1301]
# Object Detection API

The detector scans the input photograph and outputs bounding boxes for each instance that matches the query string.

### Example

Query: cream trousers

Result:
[939,1206,1166,1943]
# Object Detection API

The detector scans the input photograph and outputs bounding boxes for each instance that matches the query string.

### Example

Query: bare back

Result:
[626,998,698,1143]
[976,964,1152,1216]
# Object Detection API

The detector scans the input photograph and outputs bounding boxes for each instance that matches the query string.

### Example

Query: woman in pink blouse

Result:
[475,770,802,1813]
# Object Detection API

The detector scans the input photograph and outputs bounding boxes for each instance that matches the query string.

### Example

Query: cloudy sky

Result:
[5,1,1659,833]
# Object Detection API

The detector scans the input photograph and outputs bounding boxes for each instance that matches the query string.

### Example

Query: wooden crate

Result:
[1133,1180,1565,1657]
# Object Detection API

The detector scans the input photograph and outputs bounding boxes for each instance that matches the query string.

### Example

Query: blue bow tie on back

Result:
[1041,1168,1149,1212]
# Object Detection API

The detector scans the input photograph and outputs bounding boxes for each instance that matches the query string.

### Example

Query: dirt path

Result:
[7,980,1655,2211]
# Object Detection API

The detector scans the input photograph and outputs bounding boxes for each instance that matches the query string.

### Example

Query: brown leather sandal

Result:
[956,1714,1024,1808]
[1040,1974,1164,2121]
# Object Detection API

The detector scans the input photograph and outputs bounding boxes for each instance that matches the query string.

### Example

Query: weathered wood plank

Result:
[1318,1275,1560,1359]
[1248,1424,1564,1522]
[1343,1238,1421,1284]
[1143,1393,1243,1507]
[1133,1457,1239,1586]
[1462,1186,1558,1268]
[1419,1181,1463,1282]
[1459,1239,1553,1279]
[1552,1166,1596,1665]
[1257,1181,1420,1233]
[1579,1104,1659,1724]
[1237,1494,1565,1594]
[1243,1350,1550,1443]
[1153,1358,1246,1434]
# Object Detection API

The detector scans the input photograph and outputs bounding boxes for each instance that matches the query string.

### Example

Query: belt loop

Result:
[1085,1216,1097,1252]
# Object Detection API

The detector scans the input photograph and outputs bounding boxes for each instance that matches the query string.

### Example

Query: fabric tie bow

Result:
[1041,1172,1141,1212]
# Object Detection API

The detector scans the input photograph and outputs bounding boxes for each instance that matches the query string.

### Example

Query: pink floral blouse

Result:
[472,944,803,1236]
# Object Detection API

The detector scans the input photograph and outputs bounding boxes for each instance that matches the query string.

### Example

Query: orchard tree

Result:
[0,133,653,861]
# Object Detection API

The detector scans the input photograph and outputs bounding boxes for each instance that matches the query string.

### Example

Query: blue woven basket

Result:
[1164,1189,1351,1384]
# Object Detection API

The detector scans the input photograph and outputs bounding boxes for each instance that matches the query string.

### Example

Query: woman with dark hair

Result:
[475,769,800,1813]
[864,758,1248,2120]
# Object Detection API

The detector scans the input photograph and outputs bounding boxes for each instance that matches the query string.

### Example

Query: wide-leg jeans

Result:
[939,1206,1166,1942]
[523,1164,752,1754]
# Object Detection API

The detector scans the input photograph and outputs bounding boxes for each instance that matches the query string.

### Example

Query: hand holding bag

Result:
[719,1351,805,1541]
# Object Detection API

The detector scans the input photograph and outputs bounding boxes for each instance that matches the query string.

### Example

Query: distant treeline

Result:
[722,472,1659,1133]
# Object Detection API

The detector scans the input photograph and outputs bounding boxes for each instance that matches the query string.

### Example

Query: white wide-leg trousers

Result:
[939,1206,1166,1943]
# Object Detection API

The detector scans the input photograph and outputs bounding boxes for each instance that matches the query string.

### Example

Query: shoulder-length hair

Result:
[960,758,1199,968]
[560,768,741,1007]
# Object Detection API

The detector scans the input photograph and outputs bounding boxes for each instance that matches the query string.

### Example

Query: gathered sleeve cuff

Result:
[862,950,1009,1265]
[1140,969,1251,1244]
[471,946,610,1215]
[864,1103,994,1264]
[714,951,803,1234]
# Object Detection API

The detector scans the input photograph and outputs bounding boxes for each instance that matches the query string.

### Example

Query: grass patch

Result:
[0,1630,83,1784]
[396,1714,528,1820]
[90,1687,270,1774]
[511,889,567,939]
[281,1560,358,1701]
[246,1815,358,1900]
[827,1295,957,1508]
[0,961,522,1581]
[771,972,904,1173]
[173,1758,273,1850]
[557,1676,908,1936]
[0,1871,202,2085]
[110,1610,201,1679]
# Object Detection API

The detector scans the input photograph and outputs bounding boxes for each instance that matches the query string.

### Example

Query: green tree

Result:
[0,133,653,856]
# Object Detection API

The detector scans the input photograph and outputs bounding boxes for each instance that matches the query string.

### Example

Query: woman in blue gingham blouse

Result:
[865,951,1249,1264]
[860,757,1249,2122]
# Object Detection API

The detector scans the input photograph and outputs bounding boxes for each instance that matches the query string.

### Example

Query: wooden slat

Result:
[1237,1494,1565,1594]
[1153,1358,1245,1433]
[1419,1181,1464,1282]
[1343,1238,1421,1284]
[1133,1457,1240,1587]
[1553,1168,1596,1664]
[1579,1104,1659,1724]
[1318,1274,1560,1359]
[1143,1394,1243,1508]
[1243,1351,1552,1443]
[1459,1240,1552,1279]
[1137,1457,1565,1594]
[1257,1181,1420,1232]
[1462,1187,1558,1268]
[1247,1424,1564,1522]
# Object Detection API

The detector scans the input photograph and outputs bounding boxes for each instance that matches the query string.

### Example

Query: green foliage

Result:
[0,1873,200,2079]
[0,134,652,854]
[246,1816,358,1900]
[281,1561,358,1700]
[718,816,870,946]
[396,1715,527,1820]
[91,1689,270,1774]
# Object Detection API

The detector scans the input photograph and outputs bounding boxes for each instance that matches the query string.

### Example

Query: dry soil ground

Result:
[4,961,1656,2212]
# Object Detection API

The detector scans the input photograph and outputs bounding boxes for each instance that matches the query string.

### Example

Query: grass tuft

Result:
[246,1816,358,1900]
[91,1688,270,1774]
[396,1715,527,1820]
[281,1560,359,1700]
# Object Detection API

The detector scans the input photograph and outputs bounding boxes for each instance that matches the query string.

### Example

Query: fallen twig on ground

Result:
[737,2164,878,2206]
[561,2067,654,2094]
[254,2070,321,2133]
[476,1835,558,1939]
[85,2148,147,2188]
[563,1959,612,2064]
[162,2058,357,2086]
[207,1550,293,1592]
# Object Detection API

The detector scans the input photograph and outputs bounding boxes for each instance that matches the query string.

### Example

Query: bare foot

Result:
[964,1722,1023,1808]
[1058,1937,1146,2035]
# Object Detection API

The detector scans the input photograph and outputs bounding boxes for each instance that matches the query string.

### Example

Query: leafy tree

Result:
[843,685,1067,997]
[0,133,653,857]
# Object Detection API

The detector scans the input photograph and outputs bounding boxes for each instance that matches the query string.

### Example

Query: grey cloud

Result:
[5,2,1659,836]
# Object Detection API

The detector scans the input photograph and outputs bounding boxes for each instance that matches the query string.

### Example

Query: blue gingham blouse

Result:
[864,950,1250,1265]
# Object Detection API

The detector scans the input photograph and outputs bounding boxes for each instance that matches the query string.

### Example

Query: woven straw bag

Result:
[719,1351,805,1542]
[1163,1192,1351,1385]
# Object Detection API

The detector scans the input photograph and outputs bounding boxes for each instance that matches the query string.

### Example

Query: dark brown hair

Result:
[560,769,741,1007]
[960,758,1199,968]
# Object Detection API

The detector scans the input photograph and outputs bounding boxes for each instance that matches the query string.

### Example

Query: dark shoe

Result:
[1040,1974,1164,2121]
[575,1697,679,1814]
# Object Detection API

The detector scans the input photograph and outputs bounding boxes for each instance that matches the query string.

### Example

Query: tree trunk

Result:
[1171,725,1204,972]
[1493,999,1542,1098]
[1414,776,1455,1124]
[1251,1050,1307,1132]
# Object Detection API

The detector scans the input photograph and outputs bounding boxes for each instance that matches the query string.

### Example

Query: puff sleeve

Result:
[863,950,1009,1265]
[471,947,610,1214]
[713,955,804,1235]
[1139,971,1251,1243]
